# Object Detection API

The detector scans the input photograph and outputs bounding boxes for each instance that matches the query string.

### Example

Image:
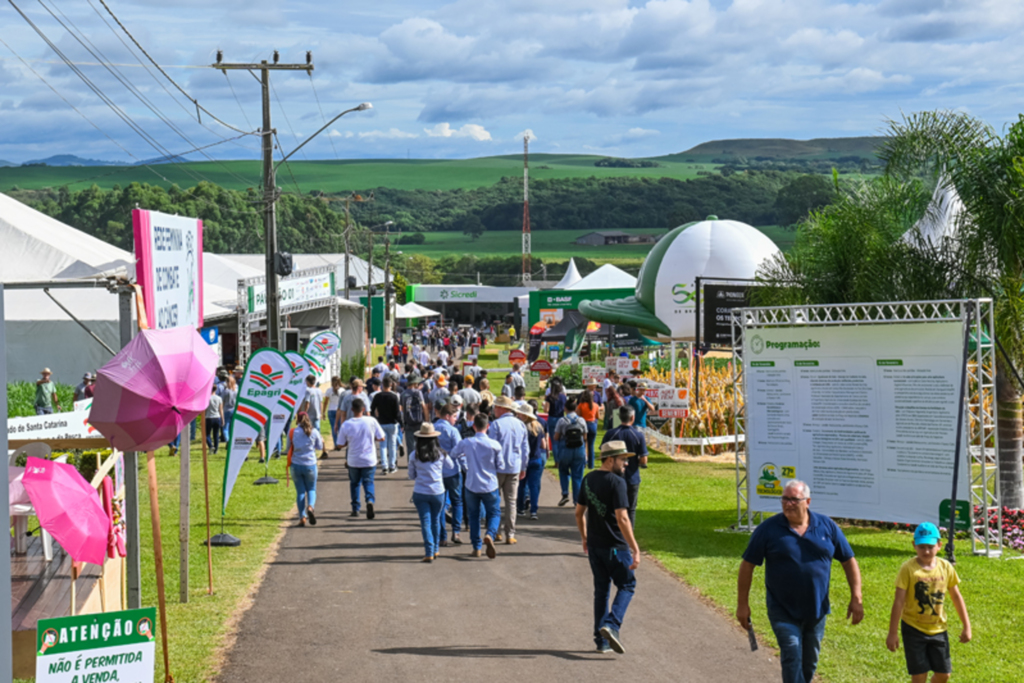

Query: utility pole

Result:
[366,230,374,358]
[342,194,368,301]
[383,229,392,343]
[213,51,314,350]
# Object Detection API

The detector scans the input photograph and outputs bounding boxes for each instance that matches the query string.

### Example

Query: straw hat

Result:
[515,403,538,422]
[414,422,440,438]
[493,396,517,411]
[41,368,51,375]
[600,440,634,459]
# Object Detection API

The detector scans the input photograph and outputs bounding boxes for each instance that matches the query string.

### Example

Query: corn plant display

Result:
[642,360,741,455]
[7,381,75,418]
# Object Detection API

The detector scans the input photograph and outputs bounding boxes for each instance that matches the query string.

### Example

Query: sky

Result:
[0,0,1022,164]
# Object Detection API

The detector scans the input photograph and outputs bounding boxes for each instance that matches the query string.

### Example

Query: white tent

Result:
[567,263,637,290]
[904,177,964,247]
[218,252,386,291]
[553,258,583,289]
[396,302,440,319]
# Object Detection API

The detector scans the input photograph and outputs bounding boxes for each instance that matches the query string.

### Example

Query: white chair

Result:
[9,444,59,561]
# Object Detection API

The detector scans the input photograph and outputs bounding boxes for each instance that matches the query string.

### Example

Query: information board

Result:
[582,365,606,386]
[36,608,156,683]
[525,371,541,393]
[703,284,749,346]
[745,322,967,523]
[133,209,203,330]
[247,271,335,315]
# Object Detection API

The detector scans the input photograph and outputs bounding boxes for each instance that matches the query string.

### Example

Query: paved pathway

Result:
[219,452,779,682]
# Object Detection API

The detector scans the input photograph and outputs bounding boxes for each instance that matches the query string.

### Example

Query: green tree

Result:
[398,254,442,284]
[774,174,836,227]
[757,110,1024,507]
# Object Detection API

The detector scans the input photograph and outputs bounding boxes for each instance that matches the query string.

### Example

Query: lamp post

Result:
[364,221,394,359]
[266,102,371,348]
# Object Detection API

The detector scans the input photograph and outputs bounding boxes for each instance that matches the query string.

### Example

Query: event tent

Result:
[567,263,636,290]
[553,258,583,289]
[218,253,386,291]
[903,177,964,247]
[396,302,440,318]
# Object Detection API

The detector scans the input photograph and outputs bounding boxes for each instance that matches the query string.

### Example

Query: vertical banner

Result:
[222,348,291,513]
[303,330,341,376]
[133,209,203,330]
[265,352,311,454]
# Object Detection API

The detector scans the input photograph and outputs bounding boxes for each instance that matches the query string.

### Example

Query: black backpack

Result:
[563,416,586,449]
[401,389,424,424]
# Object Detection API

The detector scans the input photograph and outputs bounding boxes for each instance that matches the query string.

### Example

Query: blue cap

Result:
[913,522,941,546]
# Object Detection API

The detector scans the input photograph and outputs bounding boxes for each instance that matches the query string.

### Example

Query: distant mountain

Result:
[0,159,14,167]
[675,136,885,161]
[21,154,124,167]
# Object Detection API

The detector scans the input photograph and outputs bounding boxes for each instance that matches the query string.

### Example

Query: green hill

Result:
[671,136,884,161]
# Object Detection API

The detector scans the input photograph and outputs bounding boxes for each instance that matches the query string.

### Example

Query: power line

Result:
[94,0,251,135]
[224,71,254,130]
[273,131,305,197]
[308,73,340,160]
[269,76,306,161]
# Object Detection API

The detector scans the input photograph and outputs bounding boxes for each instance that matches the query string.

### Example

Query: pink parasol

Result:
[22,457,110,566]
[89,327,218,453]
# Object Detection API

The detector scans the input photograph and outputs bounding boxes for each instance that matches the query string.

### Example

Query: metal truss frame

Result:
[237,265,341,367]
[730,299,1002,557]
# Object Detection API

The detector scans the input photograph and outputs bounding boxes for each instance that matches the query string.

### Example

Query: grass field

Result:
[399,223,796,263]
[0,154,719,194]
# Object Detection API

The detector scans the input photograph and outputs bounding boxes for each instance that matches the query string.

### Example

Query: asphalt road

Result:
[218,450,780,682]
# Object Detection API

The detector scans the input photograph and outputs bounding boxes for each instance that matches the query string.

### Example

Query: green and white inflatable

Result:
[579,216,780,341]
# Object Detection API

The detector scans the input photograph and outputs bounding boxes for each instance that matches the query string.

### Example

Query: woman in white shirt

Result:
[325,376,344,450]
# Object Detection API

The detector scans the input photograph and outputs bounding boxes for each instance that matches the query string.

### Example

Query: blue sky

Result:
[0,0,1021,163]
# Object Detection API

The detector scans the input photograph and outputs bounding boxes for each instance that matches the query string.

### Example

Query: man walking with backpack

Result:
[401,376,429,457]
[554,397,588,507]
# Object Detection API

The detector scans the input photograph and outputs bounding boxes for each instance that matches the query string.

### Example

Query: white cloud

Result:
[358,128,419,139]
[514,129,537,141]
[424,123,492,141]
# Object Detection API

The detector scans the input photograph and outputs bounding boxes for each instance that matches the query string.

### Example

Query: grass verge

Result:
[138,440,295,682]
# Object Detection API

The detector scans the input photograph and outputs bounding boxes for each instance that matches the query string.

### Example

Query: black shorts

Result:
[902,621,951,675]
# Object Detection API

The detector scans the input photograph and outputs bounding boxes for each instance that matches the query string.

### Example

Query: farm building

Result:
[574,230,661,246]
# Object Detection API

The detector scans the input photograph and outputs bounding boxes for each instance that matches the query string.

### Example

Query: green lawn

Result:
[138,437,296,682]
[630,455,1021,683]
[0,155,717,193]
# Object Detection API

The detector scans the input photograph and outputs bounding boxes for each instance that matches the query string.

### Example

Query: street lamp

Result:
[263,102,371,350]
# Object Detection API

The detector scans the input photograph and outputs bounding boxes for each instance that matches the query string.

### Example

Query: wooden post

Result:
[200,414,214,595]
[179,419,190,603]
[146,450,174,682]
[69,565,77,616]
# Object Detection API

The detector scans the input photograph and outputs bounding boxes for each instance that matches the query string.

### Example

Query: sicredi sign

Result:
[410,285,533,304]
[133,209,203,329]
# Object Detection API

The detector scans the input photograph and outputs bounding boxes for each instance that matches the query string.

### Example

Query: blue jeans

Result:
[223,409,233,439]
[464,488,501,551]
[348,466,376,512]
[328,410,339,447]
[766,594,828,683]
[35,406,53,415]
[379,423,399,471]
[586,421,597,469]
[291,464,317,518]
[589,546,636,648]
[558,445,586,504]
[206,417,223,453]
[440,472,463,541]
[517,458,545,514]
[412,492,445,557]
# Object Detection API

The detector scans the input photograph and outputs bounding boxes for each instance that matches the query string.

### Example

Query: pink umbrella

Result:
[89,327,218,453]
[22,457,110,566]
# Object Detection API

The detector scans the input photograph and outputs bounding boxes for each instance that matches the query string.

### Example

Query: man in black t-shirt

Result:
[575,440,640,655]
[601,405,648,528]
[370,377,402,474]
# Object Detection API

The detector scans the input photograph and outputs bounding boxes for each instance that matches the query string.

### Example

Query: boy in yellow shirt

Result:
[886,522,972,683]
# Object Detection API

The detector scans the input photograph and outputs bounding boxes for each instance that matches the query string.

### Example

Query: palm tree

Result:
[756,110,1024,507]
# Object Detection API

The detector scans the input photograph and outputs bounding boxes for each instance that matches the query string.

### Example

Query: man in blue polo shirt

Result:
[736,480,863,683]
[601,404,647,527]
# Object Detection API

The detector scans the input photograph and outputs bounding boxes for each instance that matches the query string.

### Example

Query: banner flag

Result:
[265,351,311,457]
[222,347,291,513]
[304,330,341,375]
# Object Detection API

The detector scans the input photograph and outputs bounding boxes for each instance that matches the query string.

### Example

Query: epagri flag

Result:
[222,348,291,513]
[265,351,311,457]
[304,330,341,376]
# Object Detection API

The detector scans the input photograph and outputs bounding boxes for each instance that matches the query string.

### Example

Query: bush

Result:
[398,232,426,245]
